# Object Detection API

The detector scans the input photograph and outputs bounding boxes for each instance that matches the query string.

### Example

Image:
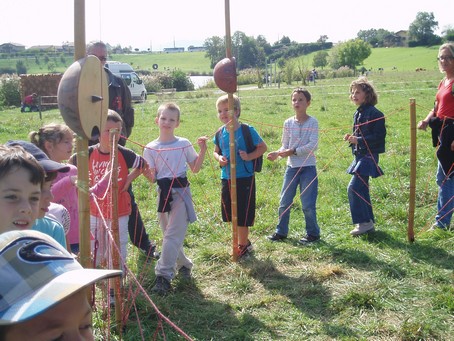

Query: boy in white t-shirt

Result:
[143,102,207,295]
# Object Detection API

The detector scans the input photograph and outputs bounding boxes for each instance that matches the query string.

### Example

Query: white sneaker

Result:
[350,221,375,236]
[428,223,447,231]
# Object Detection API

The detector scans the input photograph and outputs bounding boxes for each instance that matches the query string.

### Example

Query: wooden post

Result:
[38,96,42,120]
[408,99,416,242]
[73,0,92,268]
[109,129,123,334]
[223,0,239,261]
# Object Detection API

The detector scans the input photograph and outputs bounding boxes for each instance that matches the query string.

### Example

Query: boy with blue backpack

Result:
[213,94,267,258]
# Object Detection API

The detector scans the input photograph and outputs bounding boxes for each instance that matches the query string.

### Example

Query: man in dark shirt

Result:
[87,41,158,260]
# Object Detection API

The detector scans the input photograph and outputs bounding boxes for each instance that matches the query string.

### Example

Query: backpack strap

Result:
[241,123,255,153]
[214,127,223,155]
[216,124,255,154]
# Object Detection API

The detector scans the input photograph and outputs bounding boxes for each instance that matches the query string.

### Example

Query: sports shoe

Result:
[178,266,192,280]
[428,223,447,231]
[142,242,160,261]
[298,235,320,244]
[238,240,254,258]
[267,233,287,242]
[350,221,375,236]
[151,276,171,296]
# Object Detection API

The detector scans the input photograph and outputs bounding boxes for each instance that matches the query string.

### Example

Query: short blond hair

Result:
[216,94,241,117]
[157,102,181,120]
[438,42,454,72]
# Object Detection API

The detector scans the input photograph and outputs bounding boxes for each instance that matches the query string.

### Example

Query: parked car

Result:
[105,62,147,102]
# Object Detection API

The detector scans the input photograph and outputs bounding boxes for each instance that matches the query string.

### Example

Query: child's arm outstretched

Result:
[267,124,289,161]
[188,136,208,173]
[142,161,156,183]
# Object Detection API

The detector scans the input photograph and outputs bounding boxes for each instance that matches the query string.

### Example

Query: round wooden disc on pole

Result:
[58,55,108,141]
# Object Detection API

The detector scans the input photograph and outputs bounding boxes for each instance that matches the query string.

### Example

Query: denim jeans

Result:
[436,163,454,228]
[275,165,320,237]
[347,173,374,224]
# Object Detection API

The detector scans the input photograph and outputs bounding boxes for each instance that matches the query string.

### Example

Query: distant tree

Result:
[329,39,371,70]
[134,48,139,52]
[0,77,21,106]
[442,26,454,42]
[256,35,272,55]
[16,60,27,75]
[277,36,291,46]
[357,28,392,47]
[35,55,40,65]
[230,31,265,70]
[317,35,329,44]
[43,54,50,64]
[277,58,286,69]
[296,59,310,86]
[203,36,225,68]
[239,37,264,69]
[282,60,295,85]
[171,70,194,91]
[313,51,329,69]
[231,31,246,61]
[408,12,441,46]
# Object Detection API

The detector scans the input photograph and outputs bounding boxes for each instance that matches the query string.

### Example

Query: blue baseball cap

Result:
[0,230,122,325]
[5,140,70,173]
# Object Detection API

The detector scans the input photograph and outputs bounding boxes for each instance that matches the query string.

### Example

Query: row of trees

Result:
[359,12,453,48]
[203,11,453,73]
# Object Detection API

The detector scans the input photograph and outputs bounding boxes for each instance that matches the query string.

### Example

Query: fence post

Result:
[408,98,416,242]
[38,95,42,120]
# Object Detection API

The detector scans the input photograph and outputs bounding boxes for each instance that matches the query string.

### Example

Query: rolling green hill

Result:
[0,46,443,75]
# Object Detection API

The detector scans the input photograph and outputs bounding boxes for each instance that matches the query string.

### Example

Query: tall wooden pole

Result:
[73,0,91,267]
[408,99,416,242]
[224,0,239,261]
[109,129,123,334]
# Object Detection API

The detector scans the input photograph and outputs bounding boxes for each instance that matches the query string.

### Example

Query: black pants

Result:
[128,185,151,250]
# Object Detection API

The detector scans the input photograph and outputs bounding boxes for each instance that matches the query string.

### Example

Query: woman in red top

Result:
[418,42,454,230]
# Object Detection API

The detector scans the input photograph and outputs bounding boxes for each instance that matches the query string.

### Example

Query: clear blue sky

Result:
[1,0,452,51]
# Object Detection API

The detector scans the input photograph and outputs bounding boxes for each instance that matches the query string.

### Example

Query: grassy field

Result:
[0,46,444,76]
[0,69,452,340]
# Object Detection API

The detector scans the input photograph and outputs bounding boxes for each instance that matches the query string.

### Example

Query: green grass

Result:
[0,71,452,340]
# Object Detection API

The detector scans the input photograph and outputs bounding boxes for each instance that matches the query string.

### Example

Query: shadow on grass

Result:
[367,230,454,271]
[323,229,453,279]
[123,275,268,340]
[240,256,359,339]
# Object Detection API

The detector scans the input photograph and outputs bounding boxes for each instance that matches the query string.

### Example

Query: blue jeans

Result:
[275,166,320,237]
[348,173,374,224]
[436,163,454,228]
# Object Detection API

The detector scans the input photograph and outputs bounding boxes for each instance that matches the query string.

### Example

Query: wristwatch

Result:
[293,148,297,155]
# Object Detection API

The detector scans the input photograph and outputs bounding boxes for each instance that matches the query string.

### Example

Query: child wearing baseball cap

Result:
[0,229,121,340]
